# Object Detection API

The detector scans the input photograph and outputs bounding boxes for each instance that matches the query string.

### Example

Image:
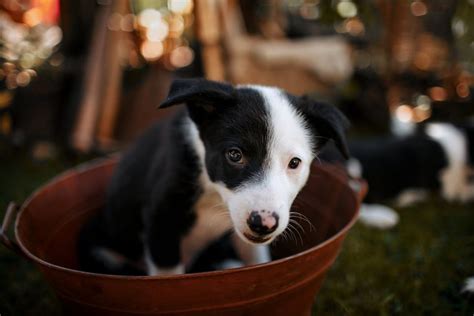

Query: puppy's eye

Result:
[288,157,301,169]
[226,147,244,164]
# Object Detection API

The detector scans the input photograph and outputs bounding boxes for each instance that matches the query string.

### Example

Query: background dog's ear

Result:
[160,78,235,112]
[299,96,350,159]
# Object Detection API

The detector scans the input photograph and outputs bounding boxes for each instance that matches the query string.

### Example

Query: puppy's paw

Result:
[145,249,185,276]
[358,204,399,229]
[214,259,244,270]
[147,263,185,276]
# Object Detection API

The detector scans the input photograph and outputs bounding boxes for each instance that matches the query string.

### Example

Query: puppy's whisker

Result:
[285,224,298,244]
[314,153,322,165]
[209,211,230,224]
[288,223,304,245]
[290,214,313,229]
[207,202,227,211]
[279,230,289,243]
[290,211,315,232]
[289,218,306,235]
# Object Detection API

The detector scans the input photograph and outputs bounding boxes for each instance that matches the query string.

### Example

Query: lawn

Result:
[1,145,473,315]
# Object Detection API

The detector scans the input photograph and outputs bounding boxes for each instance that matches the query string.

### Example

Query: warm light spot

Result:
[337,1,357,18]
[0,91,13,108]
[0,114,12,135]
[168,15,185,38]
[168,0,193,15]
[429,86,448,101]
[49,53,64,67]
[395,105,414,123]
[26,69,37,77]
[146,20,169,42]
[170,46,194,68]
[3,62,15,72]
[410,1,427,17]
[456,83,470,98]
[414,52,431,70]
[344,17,364,36]
[16,71,31,87]
[43,26,62,47]
[138,9,162,28]
[24,7,43,27]
[141,41,164,61]
[413,103,432,122]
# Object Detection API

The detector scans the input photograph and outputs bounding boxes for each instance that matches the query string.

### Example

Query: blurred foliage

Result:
[454,1,474,73]
[0,144,94,315]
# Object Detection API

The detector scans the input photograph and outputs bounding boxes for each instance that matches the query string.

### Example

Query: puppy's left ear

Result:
[159,78,235,110]
[299,96,350,159]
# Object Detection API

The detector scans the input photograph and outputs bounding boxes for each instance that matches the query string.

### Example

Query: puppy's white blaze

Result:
[228,86,315,241]
[186,87,315,245]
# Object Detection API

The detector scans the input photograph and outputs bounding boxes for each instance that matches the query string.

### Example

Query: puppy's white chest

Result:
[180,186,232,266]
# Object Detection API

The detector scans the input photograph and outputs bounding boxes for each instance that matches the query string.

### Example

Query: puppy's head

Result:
[161,79,349,245]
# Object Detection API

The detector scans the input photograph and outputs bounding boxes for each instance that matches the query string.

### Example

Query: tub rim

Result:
[14,157,365,281]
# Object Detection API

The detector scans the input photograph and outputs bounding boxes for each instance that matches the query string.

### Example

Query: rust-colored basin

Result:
[1,158,365,315]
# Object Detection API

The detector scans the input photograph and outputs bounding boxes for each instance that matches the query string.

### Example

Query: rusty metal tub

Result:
[1,158,365,315]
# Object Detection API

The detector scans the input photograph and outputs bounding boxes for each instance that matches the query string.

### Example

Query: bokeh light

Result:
[146,19,169,42]
[169,46,194,68]
[337,0,357,18]
[395,105,414,123]
[168,0,193,15]
[410,1,427,17]
[141,41,164,61]
[429,86,448,101]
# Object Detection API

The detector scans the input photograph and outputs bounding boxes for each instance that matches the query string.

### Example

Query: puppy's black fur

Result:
[348,135,447,202]
[79,113,202,273]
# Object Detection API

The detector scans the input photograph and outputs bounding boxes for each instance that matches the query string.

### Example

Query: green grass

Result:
[1,146,473,315]
[314,200,474,315]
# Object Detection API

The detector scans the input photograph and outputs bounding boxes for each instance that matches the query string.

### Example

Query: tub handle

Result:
[0,202,26,257]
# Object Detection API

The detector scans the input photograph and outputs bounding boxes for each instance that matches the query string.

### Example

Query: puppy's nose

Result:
[247,210,279,235]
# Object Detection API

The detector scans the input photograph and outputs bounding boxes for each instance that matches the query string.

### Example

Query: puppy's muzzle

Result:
[246,210,279,236]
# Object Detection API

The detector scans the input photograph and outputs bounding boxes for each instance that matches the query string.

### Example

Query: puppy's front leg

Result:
[144,210,185,276]
[145,248,184,276]
[231,233,271,266]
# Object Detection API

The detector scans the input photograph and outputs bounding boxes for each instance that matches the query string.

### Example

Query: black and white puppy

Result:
[78,78,349,276]
[346,123,474,205]
[320,122,474,229]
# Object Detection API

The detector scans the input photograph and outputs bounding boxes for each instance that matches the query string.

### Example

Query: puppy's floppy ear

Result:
[299,96,350,159]
[160,78,235,111]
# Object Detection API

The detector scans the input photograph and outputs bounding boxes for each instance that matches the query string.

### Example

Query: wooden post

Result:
[194,0,225,81]
[71,5,110,153]
[96,0,129,149]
